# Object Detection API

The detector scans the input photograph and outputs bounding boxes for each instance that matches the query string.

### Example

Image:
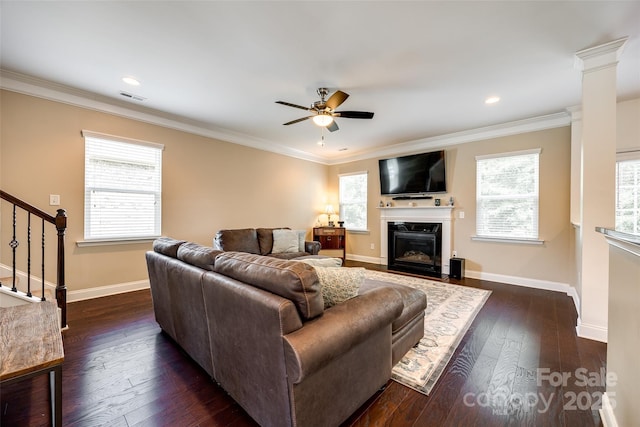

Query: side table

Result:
[313,227,346,262]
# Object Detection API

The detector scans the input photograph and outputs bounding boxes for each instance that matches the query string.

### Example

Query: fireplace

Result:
[379,206,453,276]
[388,222,442,277]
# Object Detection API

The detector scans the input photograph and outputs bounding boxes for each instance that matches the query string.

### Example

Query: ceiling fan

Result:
[276,88,374,132]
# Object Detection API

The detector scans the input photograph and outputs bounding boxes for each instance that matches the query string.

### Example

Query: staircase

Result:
[0,190,67,328]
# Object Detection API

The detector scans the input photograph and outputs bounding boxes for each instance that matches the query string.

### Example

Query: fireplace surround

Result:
[379,206,453,276]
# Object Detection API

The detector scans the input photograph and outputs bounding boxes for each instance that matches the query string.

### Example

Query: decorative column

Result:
[573,37,627,342]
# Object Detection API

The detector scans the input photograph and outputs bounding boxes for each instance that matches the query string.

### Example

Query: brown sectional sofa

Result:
[146,237,426,426]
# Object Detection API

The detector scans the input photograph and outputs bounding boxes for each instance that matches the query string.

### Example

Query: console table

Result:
[0,301,64,426]
[313,227,346,262]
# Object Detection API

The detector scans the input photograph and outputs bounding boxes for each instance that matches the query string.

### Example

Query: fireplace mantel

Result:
[379,206,454,275]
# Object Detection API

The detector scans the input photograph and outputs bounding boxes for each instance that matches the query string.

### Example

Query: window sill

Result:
[471,236,544,245]
[76,237,158,247]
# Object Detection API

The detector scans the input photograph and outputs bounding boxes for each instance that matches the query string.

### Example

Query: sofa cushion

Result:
[257,227,274,255]
[314,267,365,308]
[153,237,186,258]
[272,229,300,254]
[269,252,310,260]
[177,242,223,271]
[213,252,324,320]
[214,228,260,254]
[359,279,427,334]
[294,256,343,267]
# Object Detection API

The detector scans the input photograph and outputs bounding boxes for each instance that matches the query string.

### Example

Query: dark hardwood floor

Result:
[1,261,606,427]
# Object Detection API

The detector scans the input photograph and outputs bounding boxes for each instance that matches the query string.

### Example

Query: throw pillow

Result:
[272,229,300,253]
[314,266,365,308]
[296,230,307,252]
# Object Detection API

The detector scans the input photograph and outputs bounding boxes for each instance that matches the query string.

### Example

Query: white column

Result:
[574,37,627,342]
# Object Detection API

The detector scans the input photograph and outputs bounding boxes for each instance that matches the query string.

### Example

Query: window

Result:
[83,131,163,242]
[475,149,540,241]
[616,151,640,234]
[339,172,368,231]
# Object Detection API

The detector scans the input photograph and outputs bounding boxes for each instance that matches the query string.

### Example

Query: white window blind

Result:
[339,172,368,231]
[83,131,163,241]
[476,149,540,240]
[616,151,640,234]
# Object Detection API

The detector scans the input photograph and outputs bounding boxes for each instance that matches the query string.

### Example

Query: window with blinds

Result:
[83,131,163,241]
[339,172,368,231]
[616,152,640,234]
[476,149,540,240]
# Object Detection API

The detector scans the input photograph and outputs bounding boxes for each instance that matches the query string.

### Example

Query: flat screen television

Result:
[379,150,447,196]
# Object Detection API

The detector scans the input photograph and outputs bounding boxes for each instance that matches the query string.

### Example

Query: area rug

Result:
[365,270,491,395]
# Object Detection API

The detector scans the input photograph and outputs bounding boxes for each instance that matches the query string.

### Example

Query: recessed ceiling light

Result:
[485,96,500,104]
[122,76,140,86]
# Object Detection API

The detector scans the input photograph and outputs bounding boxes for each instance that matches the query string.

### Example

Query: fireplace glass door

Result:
[388,222,442,276]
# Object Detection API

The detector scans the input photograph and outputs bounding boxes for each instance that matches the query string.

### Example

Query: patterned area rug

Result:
[365,270,491,395]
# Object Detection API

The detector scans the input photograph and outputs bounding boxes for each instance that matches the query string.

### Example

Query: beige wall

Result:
[617,98,640,151]
[0,90,328,291]
[330,126,573,285]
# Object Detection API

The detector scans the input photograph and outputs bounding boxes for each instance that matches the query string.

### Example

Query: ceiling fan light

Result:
[312,114,334,127]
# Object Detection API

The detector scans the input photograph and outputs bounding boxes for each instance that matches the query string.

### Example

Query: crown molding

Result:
[574,37,628,74]
[2,69,570,166]
[0,70,327,164]
[329,111,571,165]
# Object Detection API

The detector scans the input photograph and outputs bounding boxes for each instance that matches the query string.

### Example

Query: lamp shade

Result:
[313,114,334,127]
[325,204,335,215]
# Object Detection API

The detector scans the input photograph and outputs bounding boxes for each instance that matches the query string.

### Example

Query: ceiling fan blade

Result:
[334,111,374,119]
[283,116,313,126]
[327,120,339,132]
[325,90,349,110]
[276,101,312,111]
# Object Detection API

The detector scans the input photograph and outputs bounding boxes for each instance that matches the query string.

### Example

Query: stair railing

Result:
[0,190,67,328]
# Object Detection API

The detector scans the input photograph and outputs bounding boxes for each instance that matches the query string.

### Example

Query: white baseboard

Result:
[345,253,382,265]
[600,392,619,427]
[466,269,572,294]
[576,317,608,343]
[68,280,150,302]
[466,269,584,322]
[2,262,150,303]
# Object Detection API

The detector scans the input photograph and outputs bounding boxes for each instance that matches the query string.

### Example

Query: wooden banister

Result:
[0,190,67,328]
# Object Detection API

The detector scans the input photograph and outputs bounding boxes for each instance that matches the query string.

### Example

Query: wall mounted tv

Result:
[378,150,447,196]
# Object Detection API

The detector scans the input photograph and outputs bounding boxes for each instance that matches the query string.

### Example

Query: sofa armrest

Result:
[304,240,321,255]
[283,286,403,383]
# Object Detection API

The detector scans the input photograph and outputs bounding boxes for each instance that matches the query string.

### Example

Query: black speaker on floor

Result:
[450,257,465,279]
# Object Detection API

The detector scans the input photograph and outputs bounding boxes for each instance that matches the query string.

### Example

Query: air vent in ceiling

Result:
[119,91,146,102]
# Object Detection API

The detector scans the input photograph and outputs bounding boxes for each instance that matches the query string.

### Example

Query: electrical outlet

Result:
[459,211,465,219]
[49,194,60,206]
[452,251,458,258]
[370,243,375,250]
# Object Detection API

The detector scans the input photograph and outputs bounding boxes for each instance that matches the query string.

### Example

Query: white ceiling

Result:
[1,1,639,164]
